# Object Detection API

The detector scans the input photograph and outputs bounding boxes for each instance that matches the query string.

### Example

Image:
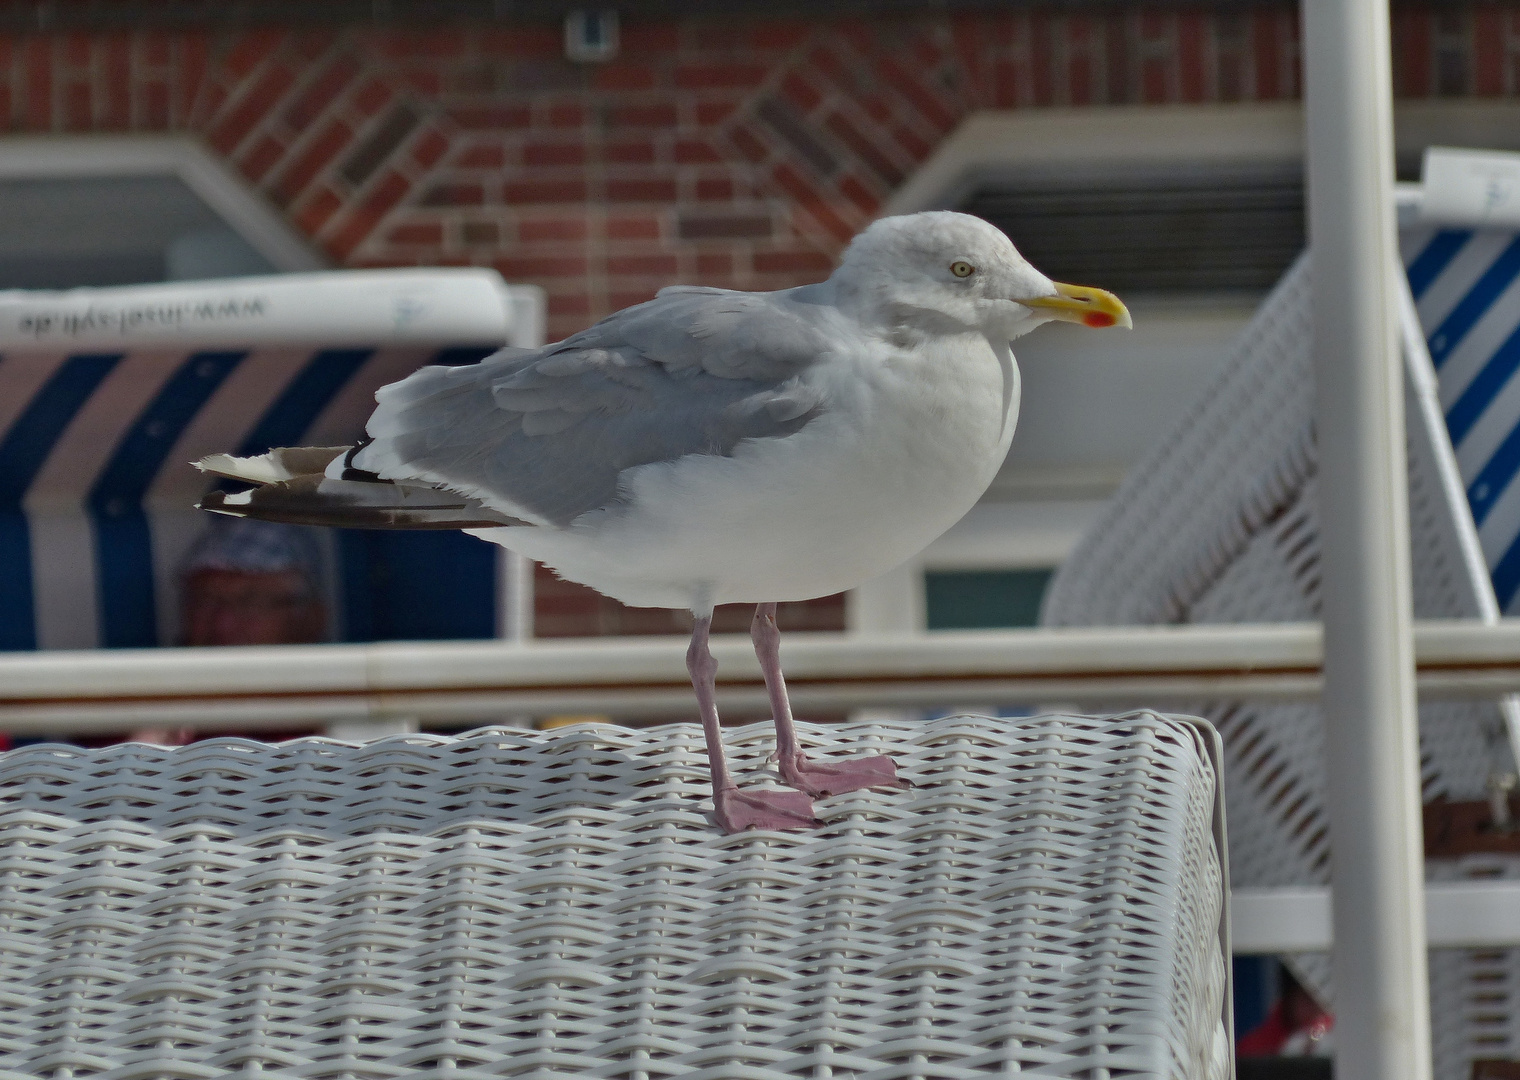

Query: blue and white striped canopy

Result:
[1404,226,1520,614]
[0,269,538,651]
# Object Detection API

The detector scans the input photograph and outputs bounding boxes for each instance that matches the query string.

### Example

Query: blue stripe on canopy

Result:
[1445,322,1520,447]
[1426,235,1520,368]
[237,349,374,457]
[0,354,120,650]
[1407,229,1471,300]
[89,351,244,648]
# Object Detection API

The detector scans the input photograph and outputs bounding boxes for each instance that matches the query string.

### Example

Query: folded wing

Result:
[353,285,838,526]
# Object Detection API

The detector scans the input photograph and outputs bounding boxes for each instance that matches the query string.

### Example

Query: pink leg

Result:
[687,613,818,833]
[752,602,907,798]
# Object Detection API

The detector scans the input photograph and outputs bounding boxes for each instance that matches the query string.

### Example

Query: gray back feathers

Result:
[357,285,838,525]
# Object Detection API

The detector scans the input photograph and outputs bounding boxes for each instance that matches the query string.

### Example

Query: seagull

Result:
[196,210,1130,832]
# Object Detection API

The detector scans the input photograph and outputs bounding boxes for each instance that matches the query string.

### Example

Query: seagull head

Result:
[834,210,1131,340]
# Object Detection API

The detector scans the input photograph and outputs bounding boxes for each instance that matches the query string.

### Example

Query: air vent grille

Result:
[961,174,1306,294]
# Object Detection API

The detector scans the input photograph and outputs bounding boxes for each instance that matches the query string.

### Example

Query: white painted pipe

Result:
[5,621,1520,734]
[1232,883,1520,953]
[1303,0,1432,1074]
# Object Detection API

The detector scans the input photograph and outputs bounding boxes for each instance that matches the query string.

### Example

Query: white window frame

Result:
[0,134,325,273]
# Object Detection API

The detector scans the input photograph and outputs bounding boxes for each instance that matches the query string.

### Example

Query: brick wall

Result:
[4,6,1517,341]
[3,3,1517,636]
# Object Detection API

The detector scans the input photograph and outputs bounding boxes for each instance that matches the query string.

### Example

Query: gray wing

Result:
[355,285,837,525]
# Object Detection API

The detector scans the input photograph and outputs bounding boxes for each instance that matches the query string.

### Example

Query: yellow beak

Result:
[1021,282,1133,329]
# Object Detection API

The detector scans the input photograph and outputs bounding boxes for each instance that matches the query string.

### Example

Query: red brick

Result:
[825,111,903,186]
[771,162,855,242]
[223,29,284,80]
[547,292,592,317]
[505,179,588,203]
[752,22,812,50]
[1031,13,1054,105]
[695,177,735,200]
[595,62,659,92]
[327,170,412,258]
[479,26,561,58]
[273,119,352,205]
[695,100,738,124]
[448,104,532,129]
[61,79,89,129]
[837,174,879,216]
[387,221,444,245]
[240,133,287,181]
[674,63,768,90]
[674,139,721,164]
[992,58,1019,108]
[1253,11,1282,99]
[460,220,501,245]
[1141,56,1169,103]
[1069,50,1094,106]
[371,27,467,60]
[780,72,823,112]
[607,102,678,127]
[456,142,505,168]
[620,23,681,52]
[608,254,679,276]
[545,102,585,127]
[728,123,770,164]
[890,123,932,163]
[209,61,296,155]
[1178,12,1206,102]
[609,288,662,310]
[495,255,591,278]
[607,215,662,240]
[25,38,51,129]
[524,141,586,167]
[142,79,170,128]
[60,31,89,67]
[174,33,209,123]
[696,252,733,276]
[352,77,392,117]
[421,182,486,206]
[102,36,131,129]
[284,52,359,129]
[607,178,678,202]
[754,250,833,274]
[607,139,657,164]
[290,30,338,62]
[408,128,447,170]
[295,185,344,236]
[520,217,589,242]
[140,31,172,67]
[1474,6,1504,95]
[1396,9,1433,96]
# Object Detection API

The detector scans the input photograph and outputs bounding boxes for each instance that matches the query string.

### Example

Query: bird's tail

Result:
[195,444,529,530]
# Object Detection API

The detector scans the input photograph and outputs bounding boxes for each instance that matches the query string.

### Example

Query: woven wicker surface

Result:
[0,713,1228,1080]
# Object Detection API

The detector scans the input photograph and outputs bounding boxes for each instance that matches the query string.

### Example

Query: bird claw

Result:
[780,752,908,798]
[713,785,820,833]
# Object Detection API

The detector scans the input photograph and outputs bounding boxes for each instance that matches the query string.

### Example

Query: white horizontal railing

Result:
[1232,882,1520,952]
[6,618,1520,735]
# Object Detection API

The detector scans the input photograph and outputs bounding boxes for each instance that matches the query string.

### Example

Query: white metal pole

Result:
[1302,0,1432,1077]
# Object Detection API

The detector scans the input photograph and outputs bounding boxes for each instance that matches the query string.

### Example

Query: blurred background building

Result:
[2,0,1517,1061]
[1,0,1515,645]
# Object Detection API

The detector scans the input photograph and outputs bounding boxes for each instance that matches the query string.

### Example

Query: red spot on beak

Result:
[1084,311,1117,328]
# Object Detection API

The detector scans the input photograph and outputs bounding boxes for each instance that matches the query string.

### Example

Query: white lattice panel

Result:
[1041,254,1520,1079]
[0,714,1228,1080]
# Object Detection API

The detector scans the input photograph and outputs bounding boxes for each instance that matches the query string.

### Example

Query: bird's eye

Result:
[950,261,975,278]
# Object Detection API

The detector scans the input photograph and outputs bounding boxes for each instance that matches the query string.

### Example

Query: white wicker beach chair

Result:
[0,713,1230,1080]
[1042,229,1520,1077]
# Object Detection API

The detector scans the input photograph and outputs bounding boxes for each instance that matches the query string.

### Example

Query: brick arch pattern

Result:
[0,6,1515,643]
[0,7,1512,342]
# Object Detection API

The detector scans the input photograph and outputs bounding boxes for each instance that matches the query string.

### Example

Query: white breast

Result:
[481,331,1020,611]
